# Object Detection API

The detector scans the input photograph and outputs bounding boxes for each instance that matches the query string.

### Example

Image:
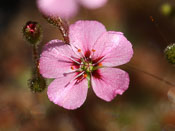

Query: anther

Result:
[98,63,103,67]
[71,66,74,70]
[78,49,81,52]
[84,74,87,78]
[92,49,96,52]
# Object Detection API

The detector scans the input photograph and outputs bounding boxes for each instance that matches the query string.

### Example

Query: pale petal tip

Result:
[37,0,78,19]
[79,0,108,9]
[48,93,85,110]
[47,78,88,110]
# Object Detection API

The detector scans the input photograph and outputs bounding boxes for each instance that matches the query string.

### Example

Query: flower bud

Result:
[164,43,175,64]
[23,21,42,45]
[28,75,46,93]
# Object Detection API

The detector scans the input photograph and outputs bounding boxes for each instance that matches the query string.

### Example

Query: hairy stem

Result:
[57,17,69,44]
[32,45,40,77]
[44,16,70,44]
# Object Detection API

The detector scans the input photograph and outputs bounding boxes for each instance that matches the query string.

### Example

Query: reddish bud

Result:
[23,21,42,45]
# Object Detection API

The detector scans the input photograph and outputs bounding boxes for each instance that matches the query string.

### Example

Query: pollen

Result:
[71,66,74,70]
[98,63,103,67]
[83,74,88,78]
[78,49,81,52]
[92,49,96,52]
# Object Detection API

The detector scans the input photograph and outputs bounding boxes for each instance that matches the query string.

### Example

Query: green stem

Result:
[87,73,91,88]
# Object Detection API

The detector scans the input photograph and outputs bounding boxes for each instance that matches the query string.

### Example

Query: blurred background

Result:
[1,0,175,130]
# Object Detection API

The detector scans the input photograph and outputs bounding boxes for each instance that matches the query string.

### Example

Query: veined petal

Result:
[78,0,108,9]
[37,0,78,19]
[92,31,133,67]
[47,74,88,110]
[91,68,129,101]
[69,20,106,54]
[39,40,78,78]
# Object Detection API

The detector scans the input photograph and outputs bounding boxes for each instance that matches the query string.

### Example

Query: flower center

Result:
[81,61,93,73]
[69,49,103,75]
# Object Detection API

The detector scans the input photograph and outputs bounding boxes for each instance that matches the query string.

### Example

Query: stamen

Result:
[92,49,96,52]
[93,57,105,66]
[78,49,81,52]
[74,71,85,79]
[98,63,103,67]
[77,49,87,60]
[69,56,81,65]
[63,71,76,76]
[64,71,85,87]
[83,74,87,78]
[53,47,81,65]
[90,49,96,59]
[74,47,86,59]
[71,66,74,70]
[63,68,81,76]
[76,72,86,84]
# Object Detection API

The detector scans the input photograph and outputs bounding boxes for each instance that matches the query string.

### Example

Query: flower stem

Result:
[44,16,70,44]
[32,44,40,77]
[57,17,70,44]
[126,64,175,87]
[87,73,91,88]
[23,21,46,92]
[29,44,46,92]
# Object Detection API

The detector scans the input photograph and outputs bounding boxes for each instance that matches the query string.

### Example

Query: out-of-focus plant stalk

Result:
[23,21,46,92]
[164,43,175,65]
[126,65,175,87]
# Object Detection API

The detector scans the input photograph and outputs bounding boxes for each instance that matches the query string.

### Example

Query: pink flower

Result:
[37,0,108,19]
[39,20,133,110]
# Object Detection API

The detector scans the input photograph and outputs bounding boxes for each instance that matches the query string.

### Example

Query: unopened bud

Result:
[164,43,175,64]
[28,75,46,93]
[23,21,42,45]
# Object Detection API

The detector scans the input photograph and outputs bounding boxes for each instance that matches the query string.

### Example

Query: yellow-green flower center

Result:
[81,61,94,73]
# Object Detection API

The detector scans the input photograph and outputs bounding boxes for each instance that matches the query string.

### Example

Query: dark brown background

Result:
[0,0,175,130]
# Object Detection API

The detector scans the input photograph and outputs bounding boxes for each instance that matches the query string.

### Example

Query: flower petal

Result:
[47,74,88,110]
[39,39,78,78]
[37,0,78,19]
[92,31,133,67]
[78,0,108,9]
[69,20,106,54]
[91,68,129,101]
